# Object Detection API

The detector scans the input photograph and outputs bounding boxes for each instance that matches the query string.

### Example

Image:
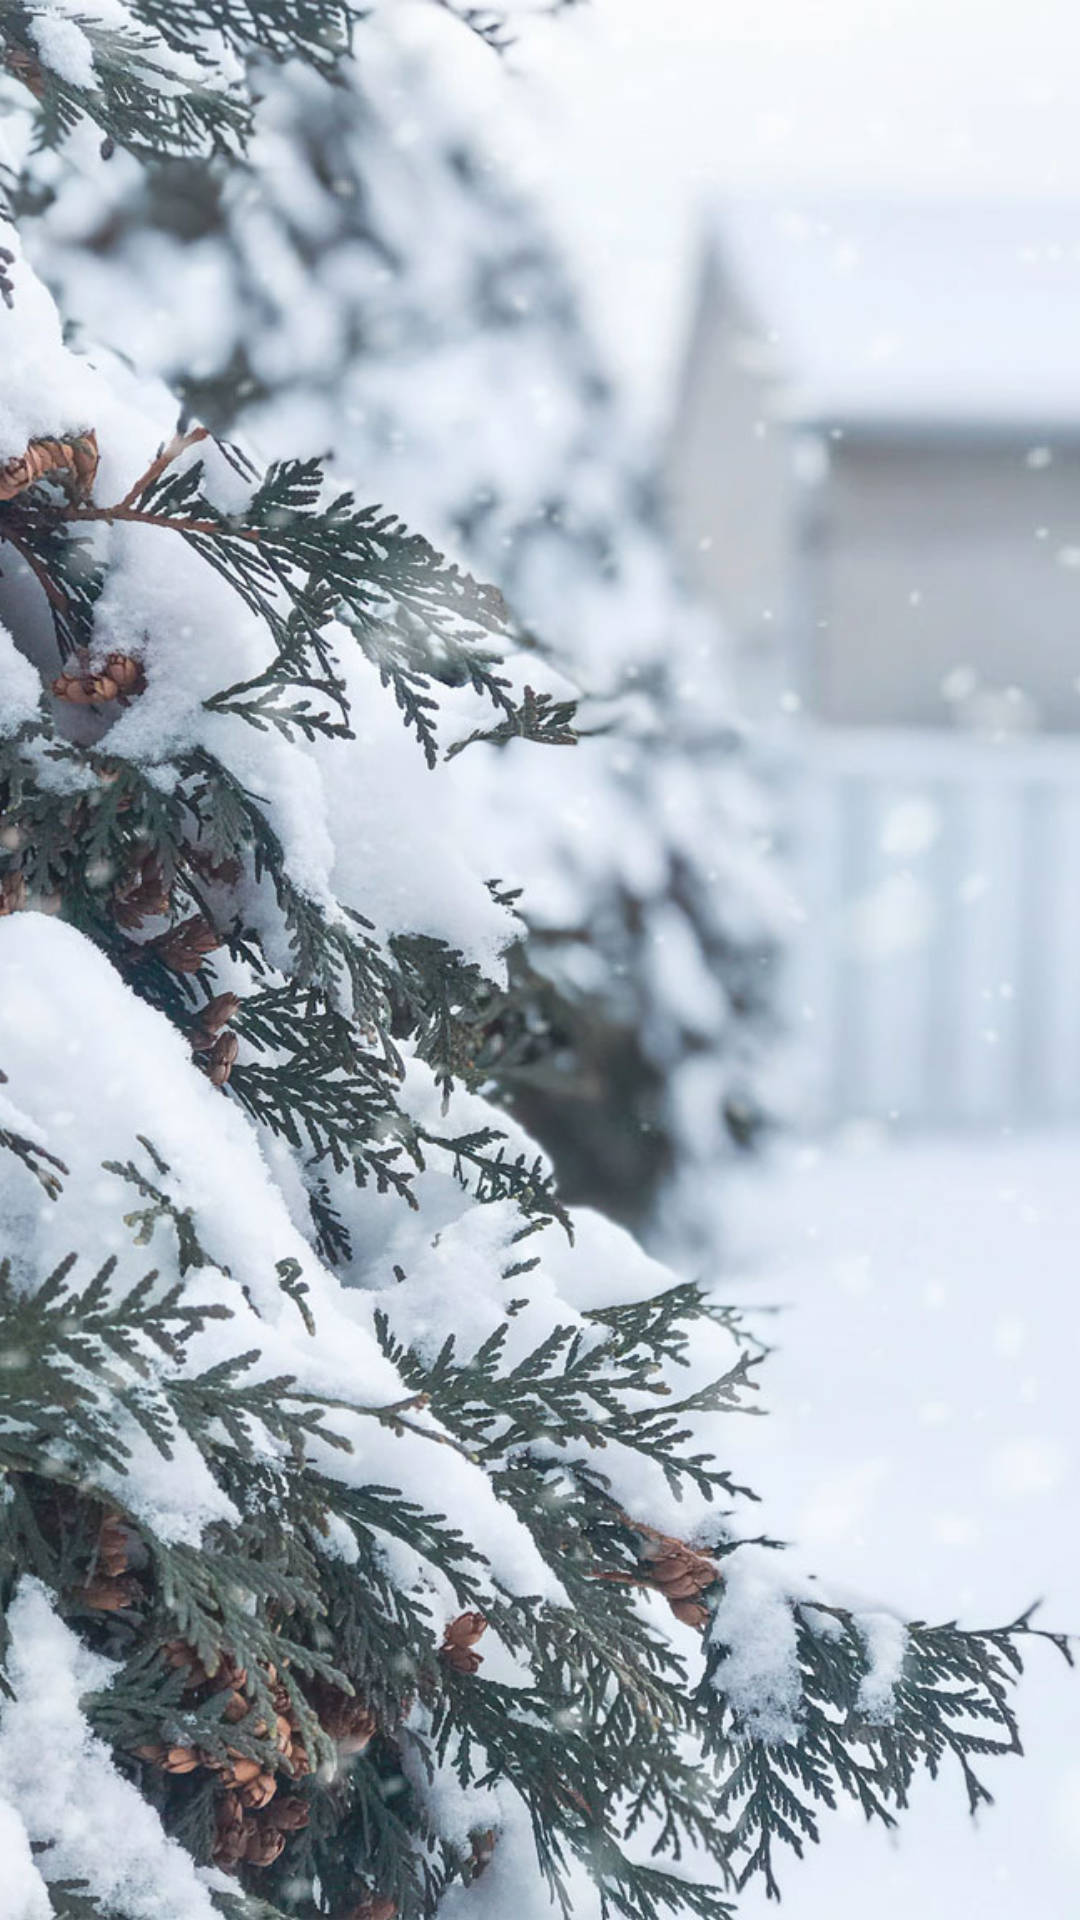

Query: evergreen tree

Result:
[9,1,791,1272]
[0,7,1067,1920]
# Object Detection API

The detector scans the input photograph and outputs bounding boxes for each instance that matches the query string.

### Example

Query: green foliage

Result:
[701,1598,1073,1899]
[0,2,1065,1914]
[0,0,356,164]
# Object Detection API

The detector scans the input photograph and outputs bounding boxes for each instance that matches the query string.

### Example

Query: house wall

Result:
[818,438,1080,730]
[665,263,795,697]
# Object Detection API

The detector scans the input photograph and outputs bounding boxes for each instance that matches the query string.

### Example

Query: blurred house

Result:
[669,200,1080,1127]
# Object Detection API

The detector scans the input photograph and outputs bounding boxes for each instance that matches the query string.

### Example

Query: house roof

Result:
[708,198,1080,433]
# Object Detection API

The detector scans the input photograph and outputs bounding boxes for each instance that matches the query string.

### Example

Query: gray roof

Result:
[709,198,1080,432]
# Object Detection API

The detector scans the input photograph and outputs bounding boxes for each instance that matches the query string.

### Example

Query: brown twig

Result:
[117,425,209,511]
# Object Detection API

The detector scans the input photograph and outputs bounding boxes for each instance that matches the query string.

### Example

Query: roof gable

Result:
[709,198,1080,431]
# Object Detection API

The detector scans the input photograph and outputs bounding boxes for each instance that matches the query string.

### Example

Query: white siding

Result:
[813,438,1080,729]
[789,727,1080,1125]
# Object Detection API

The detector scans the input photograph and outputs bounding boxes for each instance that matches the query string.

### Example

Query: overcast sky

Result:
[501,0,1080,418]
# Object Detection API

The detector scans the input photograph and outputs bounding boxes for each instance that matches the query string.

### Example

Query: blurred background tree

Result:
[10,0,792,1275]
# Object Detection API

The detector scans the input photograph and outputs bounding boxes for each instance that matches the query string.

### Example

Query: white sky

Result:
[502,0,1080,418]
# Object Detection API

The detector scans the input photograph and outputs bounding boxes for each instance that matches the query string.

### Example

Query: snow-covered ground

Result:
[723,1128,1080,1916]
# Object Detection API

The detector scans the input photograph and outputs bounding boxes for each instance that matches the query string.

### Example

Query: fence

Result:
[788,725,1080,1127]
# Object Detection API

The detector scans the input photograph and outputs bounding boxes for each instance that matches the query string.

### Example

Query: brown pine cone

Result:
[632,1522,718,1629]
[0,430,99,503]
[212,1790,246,1869]
[0,872,26,917]
[52,648,140,707]
[104,652,145,695]
[207,1030,239,1088]
[469,1827,497,1879]
[668,1599,710,1630]
[150,915,221,974]
[309,1680,377,1755]
[344,1897,397,1920]
[238,1769,279,1811]
[219,1754,264,1790]
[441,1612,487,1675]
[81,1574,140,1612]
[133,1743,201,1775]
[241,1822,286,1868]
[96,1511,132,1579]
[112,854,171,930]
[190,992,241,1048]
[274,1796,310,1832]
[162,1639,213,1691]
[3,45,47,101]
[187,846,244,888]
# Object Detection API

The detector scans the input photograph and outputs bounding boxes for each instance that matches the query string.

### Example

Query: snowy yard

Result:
[724,1130,1080,1915]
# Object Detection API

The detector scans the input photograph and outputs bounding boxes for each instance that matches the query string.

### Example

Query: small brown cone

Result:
[668,1598,710,1630]
[133,1742,201,1774]
[187,845,244,888]
[191,992,241,1048]
[150,915,221,974]
[241,1821,286,1867]
[632,1521,718,1631]
[0,872,26,917]
[441,1612,487,1675]
[81,1574,140,1612]
[0,430,99,503]
[309,1680,377,1755]
[97,1511,131,1578]
[104,652,145,695]
[274,1795,310,1832]
[112,854,171,930]
[207,1030,239,1088]
[220,1754,263,1790]
[212,1790,246,1869]
[345,1897,397,1920]
[238,1769,279,1811]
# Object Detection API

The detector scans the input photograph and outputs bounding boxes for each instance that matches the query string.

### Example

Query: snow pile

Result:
[0,1579,218,1919]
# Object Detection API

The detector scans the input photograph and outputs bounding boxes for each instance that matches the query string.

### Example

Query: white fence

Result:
[788,726,1080,1127]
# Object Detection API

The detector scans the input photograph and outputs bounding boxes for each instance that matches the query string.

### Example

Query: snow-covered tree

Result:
[9,1,791,1272]
[0,7,1065,1920]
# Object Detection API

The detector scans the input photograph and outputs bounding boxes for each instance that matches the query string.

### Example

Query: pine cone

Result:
[3,45,47,100]
[238,1769,279,1811]
[150,914,222,973]
[0,871,26,917]
[0,430,99,503]
[53,649,144,706]
[96,1511,133,1578]
[207,1030,239,1088]
[469,1827,497,1880]
[190,992,241,1048]
[81,1574,140,1612]
[104,652,145,695]
[212,1790,246,1869]
[112,859,171,929]
[668,1598,710,1630]
[241,1821,287,1867]
[274,1796,310,1832]
[344,1897,397,1920]
[632,1522,718,1629]
[218,1754,264,1790]
[441,1612,487,1674]
[133,1742,201,1775]
[309,1679,377,1755]
[187,845,244,888]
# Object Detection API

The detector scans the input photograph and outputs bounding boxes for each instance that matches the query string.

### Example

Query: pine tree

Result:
[9,1,790,1274]
[0,8,1068,1920]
